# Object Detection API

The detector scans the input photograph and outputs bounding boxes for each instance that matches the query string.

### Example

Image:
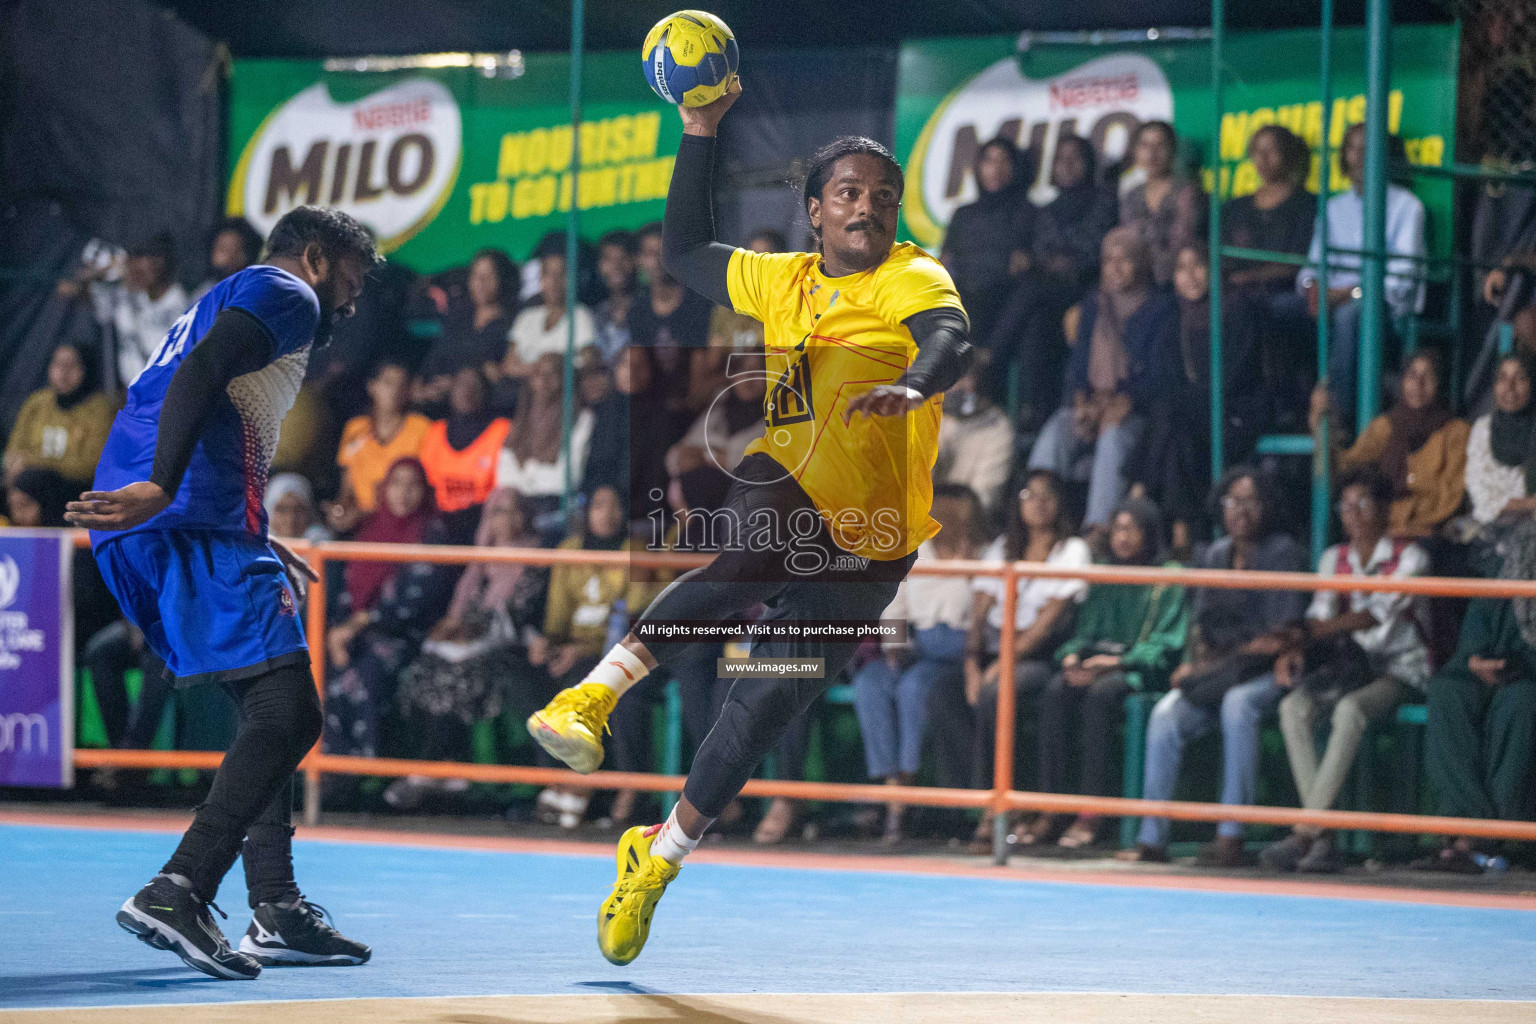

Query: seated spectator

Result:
[540,485,652,828]
[498,247,596,382]
[386,489,550,810]
[1262,467,1431,873]
[668,352,767,478]
[332,359,433,534]
[496,353,594,534]
[416,248,517,410]
[1030,496,1187,850]
[1123,467,1309,866]
[1131,243,1268,547]
[949,470,1089,850]
[1319,349,1468,540]
[82,619,169,753]
[688,228,784,411]
[1119,121,1206,287]
[418,367,512,543]
[630,221,712,418]
[1222,125,1316,305]
[942,137,1034,348]
[583,345,687,528]
[1028,227,1178,532]
[1420,516,1536,871]
[852,484,983,845]
[934,370,1014,521]
[264,473,330,543]
[985,134,1117,417]
[192,217,263,301]
[1297,123,1426,433]
[593,231,638,366]
[59,231,189,393]
[4,340,115,488]
[1465,352,1536,529]
[324,458,447,761]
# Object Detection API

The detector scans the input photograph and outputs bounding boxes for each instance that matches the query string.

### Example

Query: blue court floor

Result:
[2,822,1535,1012]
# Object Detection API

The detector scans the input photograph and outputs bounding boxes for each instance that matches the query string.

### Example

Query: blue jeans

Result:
[851,625,966,779]
[1136,673,1283,848]
[1027,406,1145,527]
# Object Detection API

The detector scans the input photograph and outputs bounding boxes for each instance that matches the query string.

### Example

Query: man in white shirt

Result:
[502,251,596,378]
[1297,121,1427,430]
[61,233,190,393]
[1263,465,1429,873]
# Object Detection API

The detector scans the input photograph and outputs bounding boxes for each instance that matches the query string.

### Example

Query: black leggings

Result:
[162,662,322,906]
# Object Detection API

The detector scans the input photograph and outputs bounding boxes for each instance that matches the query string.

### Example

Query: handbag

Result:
[1179,651,1275,710]
[1297,635,1375,708]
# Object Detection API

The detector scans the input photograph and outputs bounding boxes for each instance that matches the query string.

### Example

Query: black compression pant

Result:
[634,454,914,818]
[162,662,321,906]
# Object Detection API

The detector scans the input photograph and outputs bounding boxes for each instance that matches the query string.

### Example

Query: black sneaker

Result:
[116,876,261,980]
[239,898,372,966]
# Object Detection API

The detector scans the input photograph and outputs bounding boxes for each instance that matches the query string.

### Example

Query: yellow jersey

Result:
[725,241,966,561]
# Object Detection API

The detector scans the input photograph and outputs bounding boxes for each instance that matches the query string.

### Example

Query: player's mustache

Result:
[845,220,875,232]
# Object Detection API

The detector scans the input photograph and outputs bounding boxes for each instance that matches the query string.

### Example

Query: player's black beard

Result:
[312,313,334,349]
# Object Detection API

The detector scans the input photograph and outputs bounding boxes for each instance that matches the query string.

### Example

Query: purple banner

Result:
[0,531,74,788]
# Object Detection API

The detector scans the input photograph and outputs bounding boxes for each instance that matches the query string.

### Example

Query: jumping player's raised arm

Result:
[659,84,739,308]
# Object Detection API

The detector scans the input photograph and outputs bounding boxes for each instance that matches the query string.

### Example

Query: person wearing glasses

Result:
[1260,466,1430,873]
[1120,467,1309,867]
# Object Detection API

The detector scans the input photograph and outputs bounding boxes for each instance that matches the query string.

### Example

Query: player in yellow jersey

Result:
[528,78,972,965]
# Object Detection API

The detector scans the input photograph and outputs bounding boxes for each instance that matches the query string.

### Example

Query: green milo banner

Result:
[228,53,683,272]
[896,25,1459,259]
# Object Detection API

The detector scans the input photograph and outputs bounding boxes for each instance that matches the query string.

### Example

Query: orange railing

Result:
[62,531,1536,862]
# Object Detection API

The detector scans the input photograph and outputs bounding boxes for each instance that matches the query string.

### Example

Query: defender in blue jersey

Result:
[66,208,377,980]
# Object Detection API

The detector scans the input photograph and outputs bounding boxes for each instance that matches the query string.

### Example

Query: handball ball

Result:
[642,10,739,107]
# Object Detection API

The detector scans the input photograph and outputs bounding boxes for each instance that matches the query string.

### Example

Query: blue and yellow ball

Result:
[641,10,738,108]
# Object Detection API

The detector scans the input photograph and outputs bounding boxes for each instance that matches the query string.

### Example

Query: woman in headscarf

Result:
[385,489,551,810]
[1119,120,1207,286]
[496,352,593,538]
[1465,352,1536,527]
[415,248,518,411]
[1027,225,1180,533]
[4,340,115,489]
[941,137,1035,347]
[1420,514,1536,872]
[1130,243,1269,549]
[323,457,454,764]
[984,134,1119,419]
[418,366,512,544]
[1322,349,1469,539]
[1024,496,1187,850]
[263,473,331,542]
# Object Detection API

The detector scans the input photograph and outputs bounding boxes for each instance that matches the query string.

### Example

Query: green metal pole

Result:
[1357,0,1391,432]
[1208,0,1225,482]
[1313,0,1334,562]
[560,0,585,519]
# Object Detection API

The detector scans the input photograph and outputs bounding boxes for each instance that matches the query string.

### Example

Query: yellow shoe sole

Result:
[597,825,677,966]
[526,712,604,775]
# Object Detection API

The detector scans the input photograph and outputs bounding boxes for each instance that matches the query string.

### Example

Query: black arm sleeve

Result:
[661,132,734,308]
[897,308,974,398]
[148,308,274,495]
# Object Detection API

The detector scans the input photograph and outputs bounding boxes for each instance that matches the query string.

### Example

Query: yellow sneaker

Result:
[597,825,680,966]
[527,682,619,774]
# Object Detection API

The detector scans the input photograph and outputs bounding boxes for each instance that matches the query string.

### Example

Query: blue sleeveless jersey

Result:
[91,265,320,546]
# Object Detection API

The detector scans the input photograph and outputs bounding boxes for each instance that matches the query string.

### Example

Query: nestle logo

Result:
[1049,73,1139,110]
[353,97,431,131]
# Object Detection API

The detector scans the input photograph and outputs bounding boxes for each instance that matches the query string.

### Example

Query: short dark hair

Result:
[127,231,176,270]
[1336,464,1393,507]
[931,482,984,547]
[369,357,411,379]
[265,206,381,269]
[598,229,637,255]
[637,220,664,243]
[800,136,904,245]
[1248,124,1311,186]
[469,247,518,303]
[209,217,264,264]
[1209,464,1280,535]
[747,227,788,252]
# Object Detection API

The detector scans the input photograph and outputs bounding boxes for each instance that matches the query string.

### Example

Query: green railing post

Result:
[560,0,586,519]
[1357,0,1391,432]
[1208,0,1225,482]
[1312,0,1335,563]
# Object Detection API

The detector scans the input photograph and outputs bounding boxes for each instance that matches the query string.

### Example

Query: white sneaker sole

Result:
[238,935,370,966]
[527,713,603,774]
[116,899,259,980]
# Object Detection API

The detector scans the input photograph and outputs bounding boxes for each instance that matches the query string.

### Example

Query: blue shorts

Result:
[94,529,307,687]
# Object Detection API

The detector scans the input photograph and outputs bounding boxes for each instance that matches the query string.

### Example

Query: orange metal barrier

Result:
[62,530,1536,860]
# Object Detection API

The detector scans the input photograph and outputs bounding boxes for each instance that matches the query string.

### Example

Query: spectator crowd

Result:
[7,112,1536,873]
